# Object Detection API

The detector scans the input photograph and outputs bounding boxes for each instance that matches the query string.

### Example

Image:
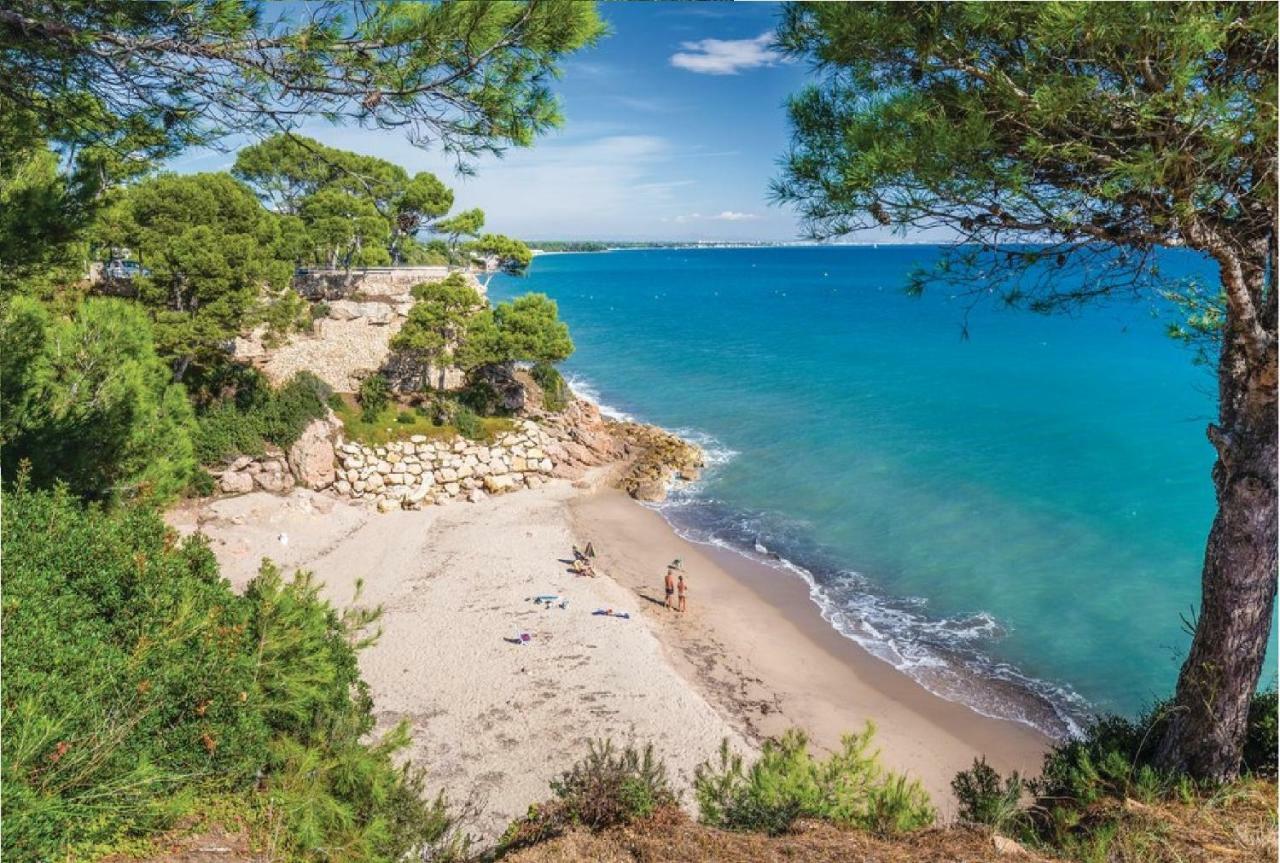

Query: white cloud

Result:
[670,32,783,75]
[672,210,760,224]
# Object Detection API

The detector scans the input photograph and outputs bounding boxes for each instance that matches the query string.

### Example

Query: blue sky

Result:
[173,2,848,242]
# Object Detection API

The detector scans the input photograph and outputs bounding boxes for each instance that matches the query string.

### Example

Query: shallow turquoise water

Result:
[490,246,1276,736]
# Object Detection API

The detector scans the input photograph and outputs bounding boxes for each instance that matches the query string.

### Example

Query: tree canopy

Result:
[99,172,303,381]
[1,296,196,502]
[774,1,1277,783]
[2,0,605,167]
[393,276,572,392]
[391,273,487,390]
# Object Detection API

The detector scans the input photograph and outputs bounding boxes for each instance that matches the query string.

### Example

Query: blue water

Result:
[490,246,1276,737]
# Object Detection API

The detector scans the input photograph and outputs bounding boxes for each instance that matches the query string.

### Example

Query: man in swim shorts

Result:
[664,560,679,609]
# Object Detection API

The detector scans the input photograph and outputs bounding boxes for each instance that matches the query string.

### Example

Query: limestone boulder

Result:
[219,471,254,495]
[288,418,337,489]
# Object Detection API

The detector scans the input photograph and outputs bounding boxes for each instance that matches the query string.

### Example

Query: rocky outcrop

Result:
[211,413,342,495]
[288,416,340,489]
[610,423,705,502]
[214,451,296,495]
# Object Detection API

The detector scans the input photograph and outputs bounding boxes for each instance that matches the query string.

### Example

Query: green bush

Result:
[459,379,503,416]
[454,405,482,440]
[1243,690,1277,779]
[309,300,331,329]
[1,296,197,504]
[695,726,934,836]
[551,740,676,829]
[951,757,1026,832]
[192,370,330,464]
[358,373,392,423]
[530,361,568,412]
[499,740,675,852]
[1,485,465,862]
[396,410,415,424]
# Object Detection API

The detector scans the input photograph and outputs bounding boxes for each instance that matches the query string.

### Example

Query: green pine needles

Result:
[694,726,935,836]
[1,485,467,862]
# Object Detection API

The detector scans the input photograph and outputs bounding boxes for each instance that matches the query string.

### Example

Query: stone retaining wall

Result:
[293,266,464,300]
[333,419,561,512]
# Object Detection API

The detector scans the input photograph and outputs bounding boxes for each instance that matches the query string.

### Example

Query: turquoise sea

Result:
[490,246,1277,738]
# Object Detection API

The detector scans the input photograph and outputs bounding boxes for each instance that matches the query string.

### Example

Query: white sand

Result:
[169,479,749,841]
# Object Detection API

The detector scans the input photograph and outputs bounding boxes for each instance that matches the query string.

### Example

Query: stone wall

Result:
[293,266,465,300]
[208,399,702,511]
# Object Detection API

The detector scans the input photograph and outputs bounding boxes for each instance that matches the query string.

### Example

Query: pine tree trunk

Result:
[1155,250,1278,782]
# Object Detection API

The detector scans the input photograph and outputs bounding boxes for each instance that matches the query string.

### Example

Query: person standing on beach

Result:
[664,560,679,609]
[677,574,687,613]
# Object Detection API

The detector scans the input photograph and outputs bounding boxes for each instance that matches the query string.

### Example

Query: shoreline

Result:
[568,486,1050,814]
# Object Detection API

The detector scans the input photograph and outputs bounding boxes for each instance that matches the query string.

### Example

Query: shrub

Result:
[1,296,197,504]
[459,379,503,415]
[454,405,482,440]
[192,370,330,464]
[2,485,465,862]
[309,300,331,329]
[695,726,934,836]
[951,757,1026,832]
[396,410,415,424]
[187,467,218,497]
[499,740,675,851]
[358,373,392,423]
[530,361,568,412]
[1243,690,1277,779]
[551,740,677,829]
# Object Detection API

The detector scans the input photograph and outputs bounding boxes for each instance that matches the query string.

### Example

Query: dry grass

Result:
[1053,778,1278,863]
[502,780,1277,863]
[92,781,1278,863]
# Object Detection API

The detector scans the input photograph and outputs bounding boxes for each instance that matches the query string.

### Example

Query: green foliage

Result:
[0,144,93,297]
[493,294,574,365]
[396,410,416,425]
[1,485,266,858]
[358,373,393,424]
[695,726,934,836]
[949,692,1279,855]
[531,362,569,412]
[5,2,605,182]
[453,406,482,441]
[552,740,676,829]
[773,3,1275,265]
[98,172,299,380]
[309,300,332,329]
[500,740,675,851]
[1,296,196,503]
[2,485,467,861]
[192,370,331,464]
[332,398,511,447]
[951,757,1027,833]
[468,233,533,275]
[1242,690,1277,779]
[392,274,486,390]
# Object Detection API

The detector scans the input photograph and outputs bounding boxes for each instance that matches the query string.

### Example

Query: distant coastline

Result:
[527,239,940,254]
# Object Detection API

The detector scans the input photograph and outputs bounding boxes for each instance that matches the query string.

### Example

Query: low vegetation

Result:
[950,691,1278,860]
[498,741,677,854]
[192,369,333,465]
[1,484,470,862]
[695,727,935,837]
[333,395,512,447]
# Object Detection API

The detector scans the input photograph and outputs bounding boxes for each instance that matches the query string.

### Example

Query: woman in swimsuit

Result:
[677,574,687,613]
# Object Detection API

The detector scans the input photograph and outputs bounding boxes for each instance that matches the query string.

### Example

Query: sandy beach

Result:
[569,489,1051,810]
[169,470,1047,839]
